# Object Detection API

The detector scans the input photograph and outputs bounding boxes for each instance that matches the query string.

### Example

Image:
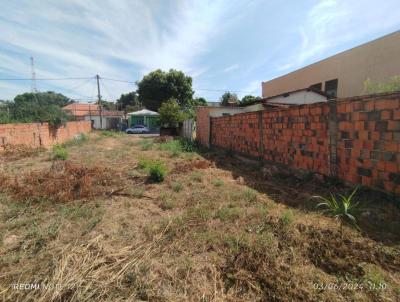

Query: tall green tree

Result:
[3,91,72,126]
[240,95,261,105]
[115,91,142,112]
[219,92,239,106]
[136,69,194,111]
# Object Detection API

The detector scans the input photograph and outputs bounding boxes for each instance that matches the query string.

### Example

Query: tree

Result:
[364,76,400,94]
[240,95,261,106]
[115,92,141,112]
[137,69,194,111]
[4,91,72,126]
[219,92,239,106]
[158,99,186,126]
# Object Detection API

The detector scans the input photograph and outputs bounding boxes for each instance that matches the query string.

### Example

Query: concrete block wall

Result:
[0,121,92,150]
[200,92,400,194]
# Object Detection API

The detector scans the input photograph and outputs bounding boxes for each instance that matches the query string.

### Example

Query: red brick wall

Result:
[196,107,211,147]
[211,112,261,158]
[206,92,400,194]
[0,121,92,150]
[336,96,400,192]
[262,103,330,175]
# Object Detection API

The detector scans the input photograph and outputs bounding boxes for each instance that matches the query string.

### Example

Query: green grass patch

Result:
[211,178,224,187]
[159,138,197,157]
[281,209,294,225]
[51,144,68,160]
[215,205,241,221]
[139,139,153,151]
[171,181,183,192]
[100,130,123,138]
[190,171,203,182]
[138,158,167,182]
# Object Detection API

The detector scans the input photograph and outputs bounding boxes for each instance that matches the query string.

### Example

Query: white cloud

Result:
[297,0,400,65]
[223,64,239,73]
[0,0,229,100]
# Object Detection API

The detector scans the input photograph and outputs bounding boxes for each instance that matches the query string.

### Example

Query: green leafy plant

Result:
[51,144,68,160]
[314,188,360,235]
[149,162,167,183]
[281,209,294,225]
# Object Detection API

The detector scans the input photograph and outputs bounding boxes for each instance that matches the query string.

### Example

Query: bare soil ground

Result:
[0,132,399,301]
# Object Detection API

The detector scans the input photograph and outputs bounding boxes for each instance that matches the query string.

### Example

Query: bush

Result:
[211,178,224,187]
[138,158,167,183]
[149,162,167,182]
[51,144,68,160]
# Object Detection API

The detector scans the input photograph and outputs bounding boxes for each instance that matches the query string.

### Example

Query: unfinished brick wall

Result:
[262,103,331,175]
[336,96,400,192]
[196,107,211,147]
[205,92,400,194]
[211,112,261,158]
[0,121,91,150]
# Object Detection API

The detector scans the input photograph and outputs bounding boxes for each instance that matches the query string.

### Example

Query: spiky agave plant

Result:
[314,188,360,235]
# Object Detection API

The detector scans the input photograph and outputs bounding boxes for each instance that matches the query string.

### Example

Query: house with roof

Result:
[127,109,159,131]
[63,103,124,130]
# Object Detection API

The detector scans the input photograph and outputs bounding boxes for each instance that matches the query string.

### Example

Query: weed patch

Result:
[51,144,68,160]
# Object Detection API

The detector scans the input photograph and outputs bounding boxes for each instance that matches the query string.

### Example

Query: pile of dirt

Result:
[0,144,44,160]
[0,160,119,202]
[172,159,213,173]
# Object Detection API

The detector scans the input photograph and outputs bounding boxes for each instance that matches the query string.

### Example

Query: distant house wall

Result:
[265,91,327,105]
[0,121,91,149]
[84,116,122,130]
[262,31,400,99]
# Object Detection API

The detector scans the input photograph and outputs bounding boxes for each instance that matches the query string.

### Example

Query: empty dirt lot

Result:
[0,132,399,301]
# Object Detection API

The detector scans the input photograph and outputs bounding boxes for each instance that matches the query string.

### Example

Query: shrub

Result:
[148,162,167,183]
[51,144,68,160]
[281,209,294,225]
[314,187,360,235]
[159,138,197,157]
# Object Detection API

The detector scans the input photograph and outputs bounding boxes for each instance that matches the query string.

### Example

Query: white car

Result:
[125,125,150,134]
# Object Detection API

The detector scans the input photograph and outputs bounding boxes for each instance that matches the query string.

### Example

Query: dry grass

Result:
[0,132,399,302]
[0,160,122,203]
[0,144,44,161]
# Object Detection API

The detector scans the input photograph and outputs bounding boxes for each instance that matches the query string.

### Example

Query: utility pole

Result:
[96,74,103,129]
[30,56,37,93]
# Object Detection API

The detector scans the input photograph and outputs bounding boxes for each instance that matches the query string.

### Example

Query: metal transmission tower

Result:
[30,56,37,93]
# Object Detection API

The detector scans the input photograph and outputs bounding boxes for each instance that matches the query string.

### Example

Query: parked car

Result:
[125,125,150,134]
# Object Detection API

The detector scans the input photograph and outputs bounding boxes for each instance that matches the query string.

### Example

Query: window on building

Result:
[309,83,322,91]
[325,79,338,98]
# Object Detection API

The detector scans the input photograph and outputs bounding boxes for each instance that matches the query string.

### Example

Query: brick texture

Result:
[199,92,400,194]
[0,121,92,150]
[196,107,211,147]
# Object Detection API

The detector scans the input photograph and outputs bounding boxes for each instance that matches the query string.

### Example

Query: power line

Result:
[0,76,94,81]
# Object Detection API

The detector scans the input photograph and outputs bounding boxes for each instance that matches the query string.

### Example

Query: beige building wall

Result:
[262,31,400,98]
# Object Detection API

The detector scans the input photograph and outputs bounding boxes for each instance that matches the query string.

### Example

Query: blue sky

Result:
[0,0,399,102]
